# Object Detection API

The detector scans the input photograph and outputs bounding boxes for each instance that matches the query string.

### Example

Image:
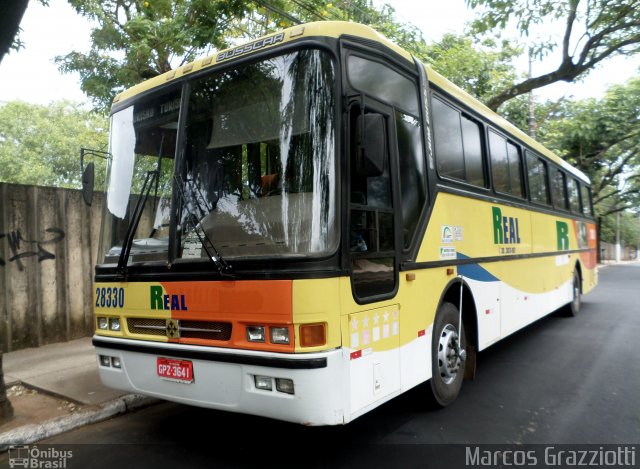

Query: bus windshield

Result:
[99,48,337,265]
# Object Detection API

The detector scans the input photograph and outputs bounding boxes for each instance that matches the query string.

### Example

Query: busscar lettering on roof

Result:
[216,33,286,63]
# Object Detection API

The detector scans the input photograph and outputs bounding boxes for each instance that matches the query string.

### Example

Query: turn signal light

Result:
[299,323,326,347]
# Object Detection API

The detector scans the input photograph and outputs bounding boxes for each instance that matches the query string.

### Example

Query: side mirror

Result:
[80,147,111,206]
[82,162,95,206]
[355,113,386,177]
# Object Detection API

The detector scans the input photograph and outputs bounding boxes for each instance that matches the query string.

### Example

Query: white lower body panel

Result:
[94,336,345,426]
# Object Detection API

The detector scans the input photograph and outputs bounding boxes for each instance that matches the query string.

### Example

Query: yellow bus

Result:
[86,21,598,425]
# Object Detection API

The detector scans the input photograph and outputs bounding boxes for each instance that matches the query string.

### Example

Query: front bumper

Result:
[93,335,346,425]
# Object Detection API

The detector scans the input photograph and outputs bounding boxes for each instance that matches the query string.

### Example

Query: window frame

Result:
[549,165,569,212]
[525,150,551,207]
[488,128,525,200]
[343,46,430,259]
[430,93,489,191]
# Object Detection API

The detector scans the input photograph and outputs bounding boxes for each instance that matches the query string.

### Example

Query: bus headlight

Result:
[109,317,121,331]
[97,317,108,330]
[246,326,265,342]
[270,327,290,345]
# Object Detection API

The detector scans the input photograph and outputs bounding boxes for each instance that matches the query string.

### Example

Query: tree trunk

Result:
[0,351,14,420]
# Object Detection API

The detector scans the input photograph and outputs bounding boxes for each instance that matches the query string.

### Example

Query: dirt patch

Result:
[0,385,83,433]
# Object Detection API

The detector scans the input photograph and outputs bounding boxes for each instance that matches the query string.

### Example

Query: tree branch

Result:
[562,0,580,61]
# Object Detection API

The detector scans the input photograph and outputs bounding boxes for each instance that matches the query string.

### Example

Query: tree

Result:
[599,209,640,246]
[56,0,426,110]
[468,0,640,111]
[0,0,51,63]
[0,0,29,63]
[56,0,253,111]
[539,78,640,217]
[422,34,522,103]
[0,101,109,189]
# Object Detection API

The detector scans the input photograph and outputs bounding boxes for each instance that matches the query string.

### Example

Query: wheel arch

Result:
[438,277,479,351]
[574,260,583,293]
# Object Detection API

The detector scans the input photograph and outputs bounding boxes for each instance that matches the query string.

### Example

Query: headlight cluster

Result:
[245,325,290,345]
[245,323,327,347]
[97,316,121,332]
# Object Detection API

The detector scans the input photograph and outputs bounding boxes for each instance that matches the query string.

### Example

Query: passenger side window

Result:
[580,184,594,217]
[347,55,419,115]
[432,96,485,187]
[349,108,396,300]
[347,53,427,251]
[489,130,523,197]
[396,111,426,248]
[550,166,567,210]
[526,151,550,205]
[567,177,581,213]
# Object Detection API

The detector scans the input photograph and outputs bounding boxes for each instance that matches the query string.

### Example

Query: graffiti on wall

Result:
[0,228,65,271]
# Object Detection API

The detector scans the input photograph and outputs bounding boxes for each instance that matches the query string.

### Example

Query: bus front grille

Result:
[127,318,166,336]
[126,318,232,341]
[179,320,232,341]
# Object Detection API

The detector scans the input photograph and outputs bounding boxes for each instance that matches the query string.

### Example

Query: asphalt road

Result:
[4,263,640,468]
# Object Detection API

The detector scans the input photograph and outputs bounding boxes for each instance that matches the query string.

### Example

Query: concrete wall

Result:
[0,183,104,352]
[600,241,638,262]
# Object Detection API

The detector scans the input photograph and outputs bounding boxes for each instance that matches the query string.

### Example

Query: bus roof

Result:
[112,21,589,184]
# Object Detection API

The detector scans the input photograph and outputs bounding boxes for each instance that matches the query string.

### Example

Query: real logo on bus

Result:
[150,286,188,311]
[492,206,521,247]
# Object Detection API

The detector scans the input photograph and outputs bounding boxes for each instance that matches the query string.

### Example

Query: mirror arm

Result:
[80,148,112,207]
[80,147,112,172]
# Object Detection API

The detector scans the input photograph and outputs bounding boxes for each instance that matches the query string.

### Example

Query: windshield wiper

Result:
[117,169,158,272]
[174,174,233,276]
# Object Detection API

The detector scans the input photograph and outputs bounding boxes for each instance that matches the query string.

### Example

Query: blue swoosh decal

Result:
[456,253,499,282]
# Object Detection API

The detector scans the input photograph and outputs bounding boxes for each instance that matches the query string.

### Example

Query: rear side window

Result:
[432,96,485,187]
[489,130,523,197]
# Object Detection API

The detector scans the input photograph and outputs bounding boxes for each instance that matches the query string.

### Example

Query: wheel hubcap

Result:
[438,324,462,384]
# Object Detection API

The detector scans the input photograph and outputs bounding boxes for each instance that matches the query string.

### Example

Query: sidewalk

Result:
[0,337,158,450]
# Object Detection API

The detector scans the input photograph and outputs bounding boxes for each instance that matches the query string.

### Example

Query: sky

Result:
[0,0,638,106]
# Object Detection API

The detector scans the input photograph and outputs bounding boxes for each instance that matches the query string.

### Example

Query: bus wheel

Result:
[430,302,465,407]
[565,271,581,317]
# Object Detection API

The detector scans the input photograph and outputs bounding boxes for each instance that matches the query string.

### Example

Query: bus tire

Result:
[430,301,465,407]
[565,270,581,317]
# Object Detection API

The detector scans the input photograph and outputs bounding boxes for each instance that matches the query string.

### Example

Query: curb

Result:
[0,394,160,451]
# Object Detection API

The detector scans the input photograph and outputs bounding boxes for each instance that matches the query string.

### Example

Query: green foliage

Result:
[539,78,640,218]
[422,33,522,104]
[57,0,252,111]
[57,0,428,111]
[0,101,109,189]
[600,211,640,246]
[4,0,49,57]
[467,0,640,110]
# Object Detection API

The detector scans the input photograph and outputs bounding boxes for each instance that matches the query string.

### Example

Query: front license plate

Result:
[157,357,194,383]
